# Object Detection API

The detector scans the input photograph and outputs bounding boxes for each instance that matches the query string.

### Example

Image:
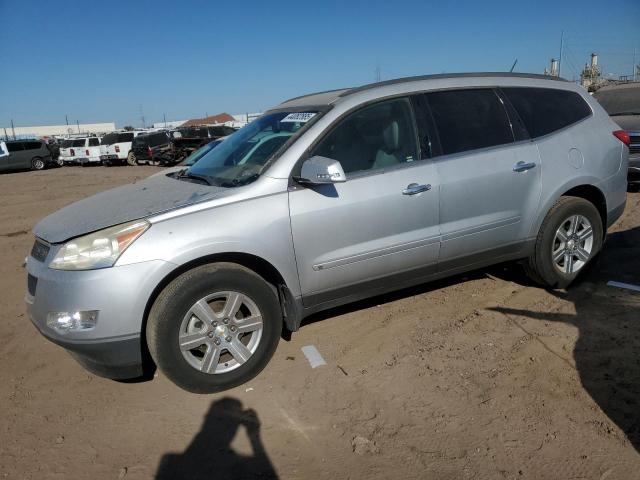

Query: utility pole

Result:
[76,120,80,133]
[139,104,146,128]
[11,119,15,140]
[4,127,8,141]
[375,65,381,82]
[633,47,637,82]
[509,59,518,73]
[558,31,564,78]
[163,113,167,128]
[65,114,69,126]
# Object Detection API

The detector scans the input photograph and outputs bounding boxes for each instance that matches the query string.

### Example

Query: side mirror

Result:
[297,155,346,184]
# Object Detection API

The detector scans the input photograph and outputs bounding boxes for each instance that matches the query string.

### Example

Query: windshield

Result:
[186,111,318,187]
[180,140,221,167]
[101,133,118,145]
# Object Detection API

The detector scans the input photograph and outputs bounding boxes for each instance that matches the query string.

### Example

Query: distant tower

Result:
[544,58,559,77]
[580,53,602,91]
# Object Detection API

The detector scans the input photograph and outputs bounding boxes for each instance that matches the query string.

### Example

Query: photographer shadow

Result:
[156,397,278,480]
[491,225,640,452]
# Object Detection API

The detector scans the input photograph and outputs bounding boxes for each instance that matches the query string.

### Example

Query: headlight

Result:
[49,220,150,270]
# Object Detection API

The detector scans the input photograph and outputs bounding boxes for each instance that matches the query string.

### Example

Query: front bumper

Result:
[25,252,176,379]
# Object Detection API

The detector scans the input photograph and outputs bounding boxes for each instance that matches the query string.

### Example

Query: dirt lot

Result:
[0,166,639,480]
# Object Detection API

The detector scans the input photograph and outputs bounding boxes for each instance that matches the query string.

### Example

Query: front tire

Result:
[146,263,281,393]
[524,196,603,288]
[127,151,137,166]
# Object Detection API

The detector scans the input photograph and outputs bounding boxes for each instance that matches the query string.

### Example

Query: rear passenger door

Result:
[419,88,541,268]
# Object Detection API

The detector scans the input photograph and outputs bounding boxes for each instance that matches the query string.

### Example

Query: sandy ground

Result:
[0,165,639,480]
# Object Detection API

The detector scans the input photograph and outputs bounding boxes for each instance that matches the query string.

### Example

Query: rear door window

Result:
[501,87,592,138]
[24,142,42,150]
[425,88,514,156]
[6,142,24,152]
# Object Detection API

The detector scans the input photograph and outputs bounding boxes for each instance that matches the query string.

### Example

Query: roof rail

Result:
[339,72,567,98]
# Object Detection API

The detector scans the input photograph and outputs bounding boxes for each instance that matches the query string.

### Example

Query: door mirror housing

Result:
[297,156,346,184]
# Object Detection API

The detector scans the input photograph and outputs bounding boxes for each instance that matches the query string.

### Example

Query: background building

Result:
[1,122,116,139]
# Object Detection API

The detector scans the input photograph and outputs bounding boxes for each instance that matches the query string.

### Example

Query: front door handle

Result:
[402,183,432,195]
[513,161,536,172]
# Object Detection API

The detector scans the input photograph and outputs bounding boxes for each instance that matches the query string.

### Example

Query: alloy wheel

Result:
[552,215,594,274]
[178,291,263,374]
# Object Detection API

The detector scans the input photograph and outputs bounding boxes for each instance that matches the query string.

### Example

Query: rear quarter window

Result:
[72,139,85,147]
[501,87,592,138]
[89,138,100,146]
[6,142,24,152]
[118,133,134,142]
[24,141,43,150]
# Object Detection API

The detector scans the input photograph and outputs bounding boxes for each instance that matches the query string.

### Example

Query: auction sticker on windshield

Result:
[281,112,316,123]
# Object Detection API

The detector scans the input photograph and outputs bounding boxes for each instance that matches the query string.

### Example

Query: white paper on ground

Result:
[301,345,327,368]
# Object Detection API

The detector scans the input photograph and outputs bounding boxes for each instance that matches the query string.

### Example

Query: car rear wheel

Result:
[524,196,603,288]
[146,263,281,393]
[127,151,137,166]
[31,157,45,171]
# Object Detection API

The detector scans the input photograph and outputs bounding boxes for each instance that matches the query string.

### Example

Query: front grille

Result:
[31,239,50,262]
[27,274,37,296]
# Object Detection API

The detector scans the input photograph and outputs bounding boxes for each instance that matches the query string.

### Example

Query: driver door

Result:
[288,97,441,308]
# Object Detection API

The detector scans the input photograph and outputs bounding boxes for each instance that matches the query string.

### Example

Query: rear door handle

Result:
[402,183,432,195]
[513,161,536,172]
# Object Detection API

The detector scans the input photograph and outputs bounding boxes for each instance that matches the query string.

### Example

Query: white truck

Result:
[100,131,143,166]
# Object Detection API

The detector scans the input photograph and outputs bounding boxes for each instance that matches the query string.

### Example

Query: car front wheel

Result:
[146,263,282,393]
[524,196,603,288]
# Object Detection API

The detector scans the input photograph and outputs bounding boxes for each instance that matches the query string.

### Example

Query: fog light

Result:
[46,311,99,335]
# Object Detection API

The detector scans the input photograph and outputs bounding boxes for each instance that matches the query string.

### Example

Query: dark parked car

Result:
[132,126,236,165]
[0,140,56,172]
[594,83,640,183]
[172,125,236,160]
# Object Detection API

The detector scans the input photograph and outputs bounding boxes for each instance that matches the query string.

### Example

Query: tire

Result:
[126,151,137,166]
[31,157,45,171]
[146,263,282,393]
[524,196,603,289]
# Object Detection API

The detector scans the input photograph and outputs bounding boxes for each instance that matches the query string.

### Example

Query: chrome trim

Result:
[402,183,432,195]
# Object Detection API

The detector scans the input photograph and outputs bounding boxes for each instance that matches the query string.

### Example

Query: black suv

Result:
[132,126,236,165]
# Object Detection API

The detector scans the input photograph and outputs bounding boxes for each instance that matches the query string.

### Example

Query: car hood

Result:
[34,173,228,243]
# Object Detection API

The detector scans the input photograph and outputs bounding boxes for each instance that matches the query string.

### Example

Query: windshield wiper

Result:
[176,171,213,185]
[610,111,640,116]
[219,173,260,188]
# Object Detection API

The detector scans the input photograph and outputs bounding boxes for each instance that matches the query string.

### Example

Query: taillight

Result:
[148,146,153,158]
[115,145,120,153]
[70,148,75,156]
[85,149,89,156]
[613,130,631,146]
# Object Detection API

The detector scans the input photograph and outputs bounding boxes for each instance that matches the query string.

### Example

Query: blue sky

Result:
[1,0,639,128]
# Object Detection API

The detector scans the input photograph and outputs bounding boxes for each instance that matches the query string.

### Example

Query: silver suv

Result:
[25,73,629,393]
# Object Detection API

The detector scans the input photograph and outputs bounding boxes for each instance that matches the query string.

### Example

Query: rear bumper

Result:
[628,154,640,183]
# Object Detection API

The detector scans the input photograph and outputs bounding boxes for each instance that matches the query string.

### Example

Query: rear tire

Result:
[524,196,603,288]
[146,263,282,393]
[127,151,137,166]
[31,157,45,171]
